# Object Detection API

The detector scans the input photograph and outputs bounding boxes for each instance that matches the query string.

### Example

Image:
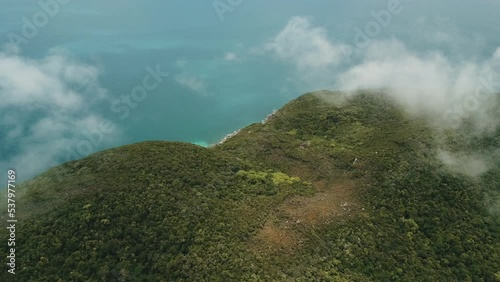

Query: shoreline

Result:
[211,109,278,147]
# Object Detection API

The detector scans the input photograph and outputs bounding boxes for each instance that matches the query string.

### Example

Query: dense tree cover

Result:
[1,142,314,281]
[1,90,499,281]
[219,91,500,281]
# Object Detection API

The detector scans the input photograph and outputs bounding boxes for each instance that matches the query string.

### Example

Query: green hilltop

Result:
[1,90,499,281]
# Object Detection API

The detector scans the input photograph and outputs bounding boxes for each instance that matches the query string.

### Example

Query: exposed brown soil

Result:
[249,176,362,253]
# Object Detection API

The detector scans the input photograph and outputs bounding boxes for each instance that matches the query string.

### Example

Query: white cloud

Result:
[0,50,121,180]
[494,47,500,61]
[264,17,500,177]
[224,52,238,61]
[265,16,350,71]
[437,150,492,178]
[175,73,208,96]
[335,39,500,130]
[331,39,500,177]
[0,50,109,111]
[266,17,500,129]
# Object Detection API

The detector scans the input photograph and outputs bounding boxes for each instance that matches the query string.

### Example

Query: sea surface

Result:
[1,0,500,179]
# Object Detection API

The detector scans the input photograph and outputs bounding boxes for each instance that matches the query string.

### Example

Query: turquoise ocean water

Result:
[1,0,500,179]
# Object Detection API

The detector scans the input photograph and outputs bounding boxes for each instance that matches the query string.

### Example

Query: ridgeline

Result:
[1,90,499,281]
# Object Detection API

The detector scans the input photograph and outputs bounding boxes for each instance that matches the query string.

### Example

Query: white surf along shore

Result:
[208,109,278,147]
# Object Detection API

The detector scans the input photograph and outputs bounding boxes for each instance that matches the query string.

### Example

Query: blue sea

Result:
[1,0,500,180]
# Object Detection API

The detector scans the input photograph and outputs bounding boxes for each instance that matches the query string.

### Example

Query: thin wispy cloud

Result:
[0,49,121,180]
[224,52,238,61]
[175,73,208,96]
[262,16,351,92]
[265,17,350,71]
[336,39,500,130]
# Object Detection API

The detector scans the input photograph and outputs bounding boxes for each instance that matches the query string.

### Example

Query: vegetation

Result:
[1,90,499,281]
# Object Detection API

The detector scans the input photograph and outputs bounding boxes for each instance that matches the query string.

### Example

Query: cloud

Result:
[333,41,499,177]
[224,52,238,61]
[494,47,500,61]
[486,190,500,216]
[175,73,208,96]
[335,39,500,130]
[437,150,492,178]
[265,17,500,177]
[174,58,208,96]
[265,16,350,71]
[265,17,500,129]
[0,49,121,180]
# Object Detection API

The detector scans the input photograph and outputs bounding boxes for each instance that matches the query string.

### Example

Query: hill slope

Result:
[1,90,499,281]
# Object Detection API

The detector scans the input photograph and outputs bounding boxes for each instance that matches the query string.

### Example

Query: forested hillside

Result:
[1,90,499,281]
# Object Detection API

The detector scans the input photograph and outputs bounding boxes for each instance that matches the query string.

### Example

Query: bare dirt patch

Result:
[249,177,363,253]
[250,219,300,252]
[281,180,358,226]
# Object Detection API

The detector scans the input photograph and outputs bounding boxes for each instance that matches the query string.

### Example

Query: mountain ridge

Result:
[1,90,499,281]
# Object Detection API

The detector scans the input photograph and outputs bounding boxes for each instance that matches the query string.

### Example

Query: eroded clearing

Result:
[250,178,362,253]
